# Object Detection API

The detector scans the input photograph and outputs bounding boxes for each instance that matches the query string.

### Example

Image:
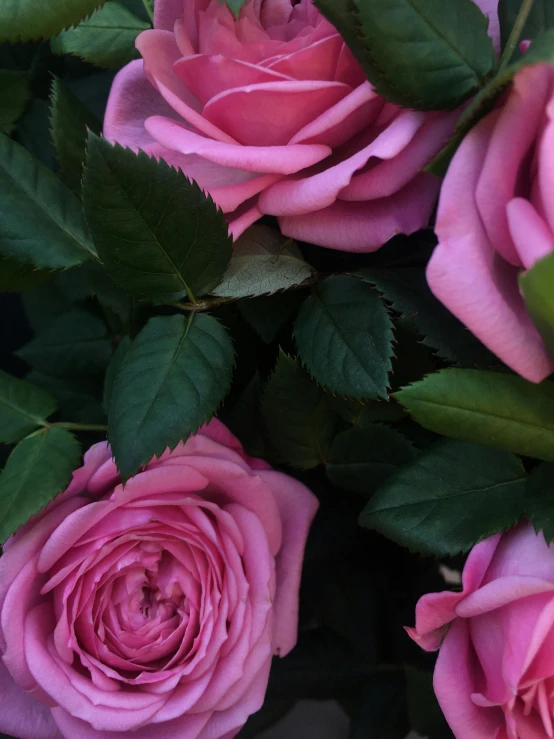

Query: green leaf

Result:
[22,274,81,333]
[0,427,81,544]
[360,439,527,557]
[237,290,305,344]
[395,369,554,462]
[82,134,232,302]
[0,370,57,443]
[352,0,497,110]
[0,133,96,268]
[51,2,149,69]
[326,424,417,496]
[27,371,106,425]
[428,29,554,174]
[262,352,337,470]
[500,0,554,51]
[520,251,554,358]
[359,268,497,366]
[525,462,554,543]
[109,314,235,480]
[103,336,131,413]
[0,256,51,291]
[17,311,112,378]
[0,70,28,134]
[212,225,313,299]
[0,0,106,42]
[294,275,394,400]
[50,76,101,195]
[13,98,56,170]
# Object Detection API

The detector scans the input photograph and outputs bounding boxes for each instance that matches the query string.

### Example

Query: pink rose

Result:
[102,0,502,251]
[427,62,554,383]
[0,420,318,739]
[407,522,554,739]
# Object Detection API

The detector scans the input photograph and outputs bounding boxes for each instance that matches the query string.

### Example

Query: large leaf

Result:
[359,268,497,366]
[0,70,28,134]
[1,0,106,42]
[326,424,417,496]
[212,225,313,299]
[360,439,527,556]
[262,352,337,469]
[0,370,57,443]
[525,462,554,543]
[50,76,101,195]
[294,275,394,400]
[395,369,554,462]
[51,2,149,69]
[0,427,81,544]
[0,133,96,268]
[520,251,554,358]
[353,0,497,110]
[17,311,112,378]
[83,134,232,303]
[109,314,235,480]
[499,0,554,51]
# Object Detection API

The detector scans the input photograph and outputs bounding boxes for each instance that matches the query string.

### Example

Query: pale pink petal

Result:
[136,29,238,143]
[259,110,426,216]
[0,659,60,739]
[228,201,263,239]
[266,35,343,81]
[145,116,331,174]
[210,174,281,213]
[538,97,554,236]
[485,524,554,584]
[434,619,504,738]
[279,173,440,252]
[173,54,293,105]
[476,64,554,265]
[456,576,554,618]
[507,198,554,270]
[428,113,554,383]
[154,0,185,31]
[202,81,350,146]
[257,470,319,657]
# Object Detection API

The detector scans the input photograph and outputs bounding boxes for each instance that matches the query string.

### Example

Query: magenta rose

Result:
[102,0,501,251]
[427,62,554,383]
[407,522,554,739]
[0,420,318,739]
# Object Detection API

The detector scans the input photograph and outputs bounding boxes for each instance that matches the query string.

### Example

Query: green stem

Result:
[53,422,108,433]
[498,0,536,74]
[142,0,154,23]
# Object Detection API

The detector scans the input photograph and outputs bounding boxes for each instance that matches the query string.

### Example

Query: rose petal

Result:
[0,659,60,739]
[506,198,554,270]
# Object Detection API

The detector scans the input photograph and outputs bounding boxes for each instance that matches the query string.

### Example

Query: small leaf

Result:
[103,336,131,413]
[359,268,497,366]
[294,275,394,400]
[525,462,554,543]
[212,225,312,299]
[352,0,497,110]
[0,256,51,292]
[50,76,101,195]
[326,424,417,496]
[520,251,554,358]
[0,0,106,42]
[27,371,106,425]
[0,70,28,134]
[0,427,81,544]
[82,134,232,302]
[395,369,554,462]
[262,352,337,470]
[17,311,112,378]
[0,133,96,268]
[360,439,527,557]
[109,314,235,480]
[0,369,57,443]
[51,2,149,69]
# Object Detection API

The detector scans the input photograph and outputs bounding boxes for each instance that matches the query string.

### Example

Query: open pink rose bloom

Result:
[408,523,554,739]
[0,420,318,739]
[103,0,470,251]
[427,62,554,384]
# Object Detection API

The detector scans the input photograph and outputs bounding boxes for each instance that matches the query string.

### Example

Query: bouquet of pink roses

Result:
[1,0,554,737]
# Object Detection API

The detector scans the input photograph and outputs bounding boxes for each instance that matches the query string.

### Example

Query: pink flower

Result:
[407,522,554,739]
[427,62,554,383]
[0,420,318,739]
[103,0,498,252]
